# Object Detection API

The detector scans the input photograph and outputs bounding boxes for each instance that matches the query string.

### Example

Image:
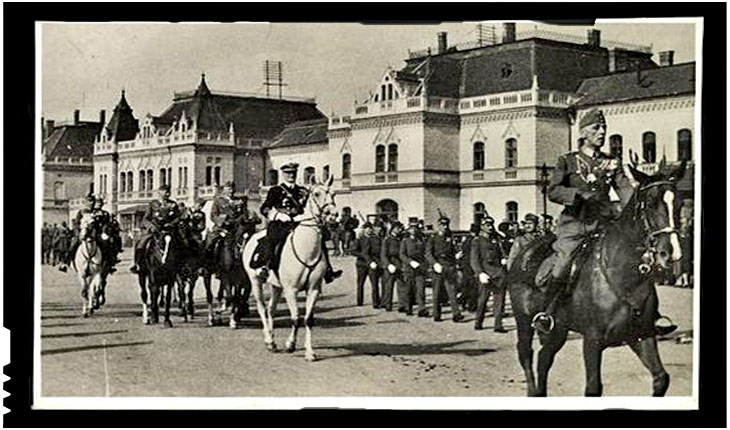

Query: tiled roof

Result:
[267,118,329,149]
[105,90,139,141]
[43,122,102,158]
[574,62,695,106]
[157,76,325,139]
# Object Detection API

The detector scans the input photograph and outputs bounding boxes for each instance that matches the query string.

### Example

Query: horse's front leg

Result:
[163,281,173,328]
[229,278,242,329]
[187,275,196,320]
[629,336,670,396]
[81,278,91,318]
[250,277,274,350]
[265,286,283,352]
[139,274,150,324]
[176,276,187,322]
[514,314,538,396]
[303,285,321,362]
[536,327,569,396]
[582,336,604,396]
[283,287,301,353]
[203,272,218,326]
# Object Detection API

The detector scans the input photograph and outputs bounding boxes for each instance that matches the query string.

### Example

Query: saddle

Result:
[251,224,297,275]
[532,231,602,292]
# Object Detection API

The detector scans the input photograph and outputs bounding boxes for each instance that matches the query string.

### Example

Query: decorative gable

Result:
[501,120,521,140]
[470,124,488,143]
[339,137,352,154]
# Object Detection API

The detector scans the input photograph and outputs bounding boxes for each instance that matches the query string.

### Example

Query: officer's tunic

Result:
[546,150,633,280]
[426,232,461,320]
[135,198,180,256]
[507,231,540,270]
[363,235,383,306]
[379,235,403,311]
[351,235,371,306]
[253,182,308,269]
[471,233,507,329]
[399,235,426,313]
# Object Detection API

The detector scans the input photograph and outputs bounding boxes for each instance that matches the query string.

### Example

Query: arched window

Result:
[214,166,221,186]
[381,85,386,102]
[506,201,519,223]
[474,202,487,225]
[376,199,399,223]
[642,132,656,163]
[147,169,154,190]
[304,166,316,184]
[167,167,172,188]
[388,84,393,100]
[473,141,485,170]
[387,144,398,172]
[160,168,167,187]
[609,135,623,159]
[206,166,213,186]
[178,167,183,189]
[375,145,386,173]
[120,172,126,193]
[127,171,133,192]
[678,129,692,161]
[322,165,330,182]
[505,138,518,168]
[342,153,351,179]
[267,169,279,186]
[53,181,66,200]
[139,170,146,191]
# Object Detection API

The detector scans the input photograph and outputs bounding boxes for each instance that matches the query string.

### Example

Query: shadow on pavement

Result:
[42,341,153,356]
[42,329,128,339]
[322,340,498,360]
[41,322,85,328]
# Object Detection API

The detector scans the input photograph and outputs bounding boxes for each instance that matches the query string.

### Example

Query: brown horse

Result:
[506,158,686,396]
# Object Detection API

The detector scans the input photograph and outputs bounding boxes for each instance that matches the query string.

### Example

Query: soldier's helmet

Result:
[498,221,511,234]
[470,223,481,234]
[524,213,539,224]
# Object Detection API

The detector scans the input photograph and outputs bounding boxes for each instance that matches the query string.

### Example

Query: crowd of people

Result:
[345,211,553,333]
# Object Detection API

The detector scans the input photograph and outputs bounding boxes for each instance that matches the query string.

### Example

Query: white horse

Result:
[73,224,105,318]
[242,175,336,361]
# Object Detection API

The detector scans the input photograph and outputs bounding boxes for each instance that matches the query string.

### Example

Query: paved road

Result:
[40,252,694,398]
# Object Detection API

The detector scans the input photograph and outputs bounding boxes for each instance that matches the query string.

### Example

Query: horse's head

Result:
[306,174,337,224]
[628,153,687,269]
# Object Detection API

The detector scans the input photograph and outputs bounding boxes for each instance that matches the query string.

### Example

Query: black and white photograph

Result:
[27,14,708,412]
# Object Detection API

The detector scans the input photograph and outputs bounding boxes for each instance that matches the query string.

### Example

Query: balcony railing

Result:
[198,185,218,198]
[374,172,398,184]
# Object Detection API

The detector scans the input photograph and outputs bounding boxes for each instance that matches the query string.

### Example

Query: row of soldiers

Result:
[350,211,546,332]
[41,222,72,266]
[324,207,360,257]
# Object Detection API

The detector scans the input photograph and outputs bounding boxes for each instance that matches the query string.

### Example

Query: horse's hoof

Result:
[285,342,296,353]
[82,312,89,318]
[304,352,318,362]
[164,319,173,328]
[144,318,151,325]
[229,319,239,329]
[266,342,278,352]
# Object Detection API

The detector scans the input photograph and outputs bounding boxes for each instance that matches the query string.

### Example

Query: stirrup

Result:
[256,267,269,281]
[531,312,555,334]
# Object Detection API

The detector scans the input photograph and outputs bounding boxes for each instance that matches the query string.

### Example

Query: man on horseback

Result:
[204,181,237,262]
[508,213,541,270]
[532,108,675,336]
[129,184,180,274]
[58,192,97,272]
[250,162,342,284]
[92,197,123,274]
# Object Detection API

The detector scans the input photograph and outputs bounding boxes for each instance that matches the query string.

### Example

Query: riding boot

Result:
[322,238,342,284]
[532,277,567,334]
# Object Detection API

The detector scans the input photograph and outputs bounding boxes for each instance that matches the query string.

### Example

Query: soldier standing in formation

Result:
[364,220,384,308]
[426,214,464,323]
[470,216,508,333]
[52,222,71,266]
[400,222,428,317]
[129,184,180,274]
[58,192,96,272]
[338,207,359,256]
[379,221,404,312]
[352,221,373,306]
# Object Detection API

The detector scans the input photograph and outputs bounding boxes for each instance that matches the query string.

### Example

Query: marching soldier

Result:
[59,192,96,272]
[363,220,384,308]
[129,184,180,274]
[426,213,464,323]
[400,222,428,317]
[471,216,508,333]
[250,162,342,283]
[507,213,541,270]
[352,221,373,306]
[457,223,480,313]
[532,108,675,335]
[380,221,404,312]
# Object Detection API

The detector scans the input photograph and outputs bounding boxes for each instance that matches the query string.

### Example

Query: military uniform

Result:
[508,214,541,270]
[379,226,404,312]
[471,221,507,331]
[53,223,71,266]
[205,191,237,257]
[338,214,359,255]
[399,229,427,316]
[363,229,384,307]
[457,225,480,312]
[130,189,180,272]
[426,220,463,322]
[352,226,371,306]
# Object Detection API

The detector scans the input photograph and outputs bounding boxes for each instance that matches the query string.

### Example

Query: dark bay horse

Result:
[175,209,208,322]
[507,159,686,396]
[138,224,181,327]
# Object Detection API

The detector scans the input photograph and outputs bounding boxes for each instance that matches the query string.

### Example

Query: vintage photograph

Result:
[36,18,700,408]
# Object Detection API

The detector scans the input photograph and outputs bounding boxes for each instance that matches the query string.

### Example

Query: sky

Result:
[40,20,698,124]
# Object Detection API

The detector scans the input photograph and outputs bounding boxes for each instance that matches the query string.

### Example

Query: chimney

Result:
[659,50,675,67]
[99,109,106,126]
[73,109,80,125]
[46,120,55,138]
[608,49,616,72]
[503,23,516,43]
[437,32,448,54]
[586,29,601,48]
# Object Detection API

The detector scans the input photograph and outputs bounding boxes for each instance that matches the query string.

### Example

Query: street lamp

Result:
[539,162,550,226]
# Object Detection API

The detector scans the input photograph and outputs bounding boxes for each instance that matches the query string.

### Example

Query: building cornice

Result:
[461,106,567,125]
[582,96,695,116]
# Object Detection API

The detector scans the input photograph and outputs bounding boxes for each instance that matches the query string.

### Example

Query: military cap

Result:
[498,221,511,233]
[524,213,539,224]
[542,214,554,221]
[391,221,404,231]
[579,108,606,129]
[362,221,373,229]
[280,162,300,173]
[223,180,235,188]
[470,223,481,234]
[95,197,105,205]
[481,215,495,225]
[438,214,450,225]
[159,184,171,192]
[85,192,96,202]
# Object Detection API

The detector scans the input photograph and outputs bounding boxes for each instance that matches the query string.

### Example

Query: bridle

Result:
[634,180,680,272]
[296,186,336,230]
